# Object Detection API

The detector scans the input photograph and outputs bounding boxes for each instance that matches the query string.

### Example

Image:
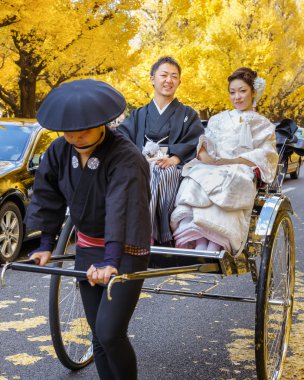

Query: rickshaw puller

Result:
[25,79,151,380]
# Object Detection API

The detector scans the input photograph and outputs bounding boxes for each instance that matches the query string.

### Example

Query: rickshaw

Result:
[1,118,304,380]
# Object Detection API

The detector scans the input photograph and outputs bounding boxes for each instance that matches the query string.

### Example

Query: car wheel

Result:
[290,158,301,179]
[0,202,24,263]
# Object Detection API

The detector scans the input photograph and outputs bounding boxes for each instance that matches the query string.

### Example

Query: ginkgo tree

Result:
[117,0,304,123]
[188,0,304,122]
[0,0,140,117]
[110,0,220,109]
[0,0,303,124]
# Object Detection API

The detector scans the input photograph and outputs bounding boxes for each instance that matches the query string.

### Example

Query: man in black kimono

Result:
[119,56,204,244]
[25,79,151,380]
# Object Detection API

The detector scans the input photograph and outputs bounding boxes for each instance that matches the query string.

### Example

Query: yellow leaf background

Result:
[0,0,303,123]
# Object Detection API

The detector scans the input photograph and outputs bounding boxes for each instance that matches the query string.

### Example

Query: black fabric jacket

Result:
[118,100,205,166]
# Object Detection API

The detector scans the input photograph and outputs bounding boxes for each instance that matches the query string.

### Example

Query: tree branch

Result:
[0,84,19,114]
[0,15,18,27]
[124,76,151,99]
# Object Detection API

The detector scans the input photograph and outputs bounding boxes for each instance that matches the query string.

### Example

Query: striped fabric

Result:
[149,164,182,243]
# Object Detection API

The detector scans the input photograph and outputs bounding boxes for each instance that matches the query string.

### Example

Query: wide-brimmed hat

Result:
[37,79,126,131]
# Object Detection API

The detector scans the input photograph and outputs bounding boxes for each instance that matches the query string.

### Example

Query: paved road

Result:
[0,173,303,380]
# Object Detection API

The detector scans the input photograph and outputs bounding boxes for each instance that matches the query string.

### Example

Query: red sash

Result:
[77,230,105,248]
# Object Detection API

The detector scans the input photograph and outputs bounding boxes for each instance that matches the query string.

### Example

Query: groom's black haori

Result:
[119,97,204,243]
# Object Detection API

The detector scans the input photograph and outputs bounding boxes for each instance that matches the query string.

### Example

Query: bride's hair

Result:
[228,67,257,91]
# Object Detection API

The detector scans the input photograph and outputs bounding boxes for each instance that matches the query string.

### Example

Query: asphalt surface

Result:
[0,172,303,380]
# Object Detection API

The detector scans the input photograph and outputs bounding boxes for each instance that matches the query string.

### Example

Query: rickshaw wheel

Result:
[49,218,93,370]
[255,211,295,380]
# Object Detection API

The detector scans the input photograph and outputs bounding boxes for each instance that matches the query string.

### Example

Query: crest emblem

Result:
[87,157,100,170]
[72,156,79,168]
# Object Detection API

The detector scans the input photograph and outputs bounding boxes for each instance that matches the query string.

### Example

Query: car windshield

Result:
[0,124,33,161]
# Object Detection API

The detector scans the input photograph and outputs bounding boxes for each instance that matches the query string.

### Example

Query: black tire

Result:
[49,217,93,370]
[255,211,295,380]
[0,201,23,263]
[290,158,301,179]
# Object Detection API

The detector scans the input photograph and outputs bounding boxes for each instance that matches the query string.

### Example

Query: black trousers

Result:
[76,247,149,380]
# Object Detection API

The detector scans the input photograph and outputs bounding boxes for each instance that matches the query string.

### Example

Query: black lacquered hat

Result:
[37,79,126,131]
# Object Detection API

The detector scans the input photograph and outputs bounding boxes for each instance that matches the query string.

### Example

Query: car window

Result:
[30,130,61,167]
[0,124,32,161]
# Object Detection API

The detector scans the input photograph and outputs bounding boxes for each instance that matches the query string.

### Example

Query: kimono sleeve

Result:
[168,108,205,164]
[25,142,67,235]
[104,156,151,249]
[238,116,279,183]
[195,115,219,159]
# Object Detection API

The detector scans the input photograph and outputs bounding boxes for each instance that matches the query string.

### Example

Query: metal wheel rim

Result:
[0,210,20,259]
[57,231,93,365]
[265,217,294,380]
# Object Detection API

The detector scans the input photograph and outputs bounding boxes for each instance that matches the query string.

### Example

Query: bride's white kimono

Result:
[170,110,279,254]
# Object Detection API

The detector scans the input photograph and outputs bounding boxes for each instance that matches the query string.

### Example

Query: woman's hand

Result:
[87,265,118,286]
[197,147,217,165]
[29,251,52,266]
[197,147,255,167]
[214,157,256,166]
[156,155,181,169]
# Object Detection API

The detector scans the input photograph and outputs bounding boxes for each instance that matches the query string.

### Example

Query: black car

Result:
[275,119,304,180]
[0,119,60,263]
[282,127,304,179]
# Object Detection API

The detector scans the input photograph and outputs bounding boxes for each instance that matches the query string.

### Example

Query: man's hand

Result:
[87,265,118,286]
[29,251,52,266]
[156,155,181,169]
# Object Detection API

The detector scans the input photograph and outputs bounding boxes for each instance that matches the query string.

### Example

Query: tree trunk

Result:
[18,70,37,118]
[199,109,213,120]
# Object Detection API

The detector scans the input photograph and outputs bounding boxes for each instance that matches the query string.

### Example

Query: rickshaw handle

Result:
[0,254,77,288]
[107,264,208,301]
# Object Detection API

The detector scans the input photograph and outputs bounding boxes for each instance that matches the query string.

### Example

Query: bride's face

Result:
[228,79,255,111]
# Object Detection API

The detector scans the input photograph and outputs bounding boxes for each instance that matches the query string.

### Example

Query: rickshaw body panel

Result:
[148,246,250,277]
[255,193,293,237]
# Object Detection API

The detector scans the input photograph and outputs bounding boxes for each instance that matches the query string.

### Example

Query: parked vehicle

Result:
[284,127,304,179]
[275,119,304,180]
[0,119,60,263]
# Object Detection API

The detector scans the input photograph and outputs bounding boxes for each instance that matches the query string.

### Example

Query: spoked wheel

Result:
[49,218,93,370]
[255,211,295,380]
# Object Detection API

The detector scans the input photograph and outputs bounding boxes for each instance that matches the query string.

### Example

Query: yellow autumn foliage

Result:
[120,0,304,123]
[0,0,303,124]
[0,0,140,116]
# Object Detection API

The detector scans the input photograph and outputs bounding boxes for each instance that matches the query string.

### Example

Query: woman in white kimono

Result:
[170,67,279,254]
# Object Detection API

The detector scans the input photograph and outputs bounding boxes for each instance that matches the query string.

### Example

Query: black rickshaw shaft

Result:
[9,262,87,278]
[1,255,81,288]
